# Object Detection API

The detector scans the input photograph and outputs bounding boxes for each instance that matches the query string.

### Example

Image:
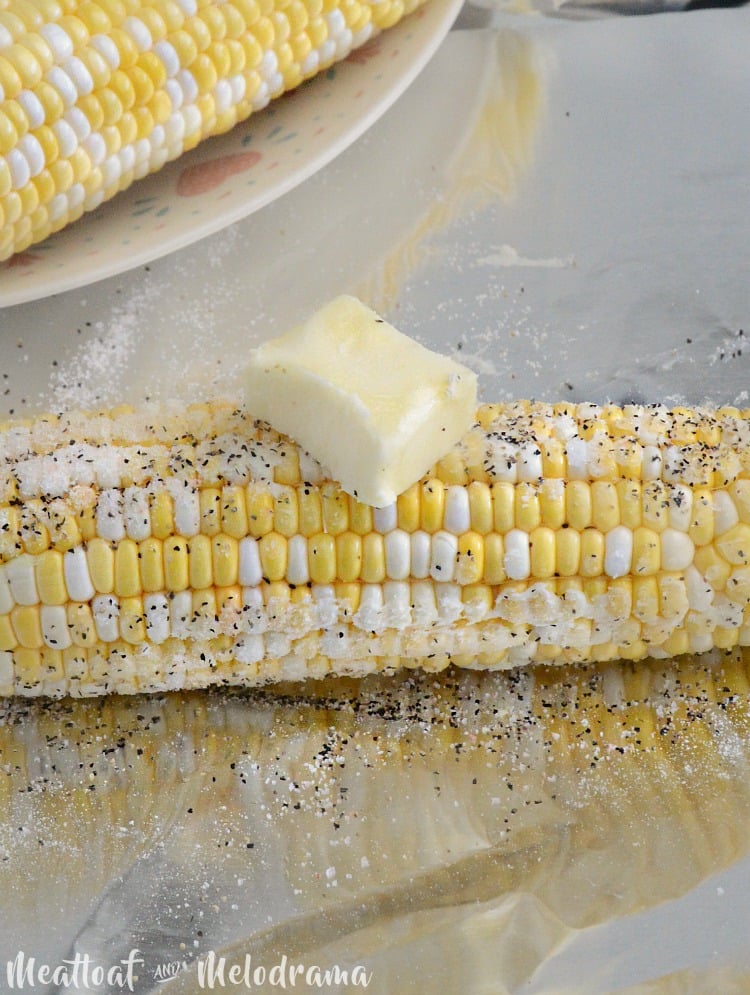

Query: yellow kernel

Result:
[120,596,146,644]
[462,583,493,617]
[150,491,174,539]
[298,487,322,537]
[714,625,740,650]
[731,480,750,523]
[258,532,286,583]
[361,533,385,583]
[2,191,21,227]
[0,615,18,651]
[57,14,89,49]
[617,480,642,529]
[77,1,112,33]
[132,105,154,140]
[529,527,555,580]
[212,534,239,587]
[170,29,199,67]
[308,533,335,585]
[335,582,360,615]
[515,482,541,533]
[239,32,263,70]
[191,52,217,92]
[694,545,731,592]
[48,158,74,194]
[582,576,607,602]
[164,538,189,591]
[465,482,491,535]
[234,0,262,26]
[109,68,136,110]
[221,485,248,539]
[199,487,221,535]
[139,50,167,89]
[271,486,298,537]
[659,575,689,621]
[436,449,468,485]
[138,538,164,592]
[726,566,750,605]
[0,56,22,102]
[556,528,581,577]
[0,110,20,156]
[109,26,140,67]
[539,479,565,530]
[688,487,715,547]
[632,526,660,576]
[185,13,212,51]
[0,159,11,197]
[457,531,484,585]
[321,483,349,535]
[225,37,246,74]
[661,628,690,657]
[491,482,514,534]
[336,532,361,583]
[246,486,274,537]
[87,538,115,593]
[566,481,592,530]
[188,534,213,589]
[290,31,312,64]
[11,605,43,649]
[251,15,274,50]
[152,0,184,32]
[642,481,669,533]
[632,575,659,621]
[35,549,67,605]
[207,39,231,78]
[717,522,750,566]
[21,500,50,554]
[591,481,619,532]
[395,485,419,533]
[483,533,505,585]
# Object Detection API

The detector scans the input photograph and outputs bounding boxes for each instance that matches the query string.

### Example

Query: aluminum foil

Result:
[2,7,750,992]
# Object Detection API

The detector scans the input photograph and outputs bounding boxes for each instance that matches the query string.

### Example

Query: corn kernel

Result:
[580,529,604,577]
[515,482,541,533]
[308,533,335,585]
[556,528,580,577]
[566,481,592,530]
[321,483,348,535]
[483,533,505,585]
[188,534,213,590]
[396,485,419,533]
[298,486,322,537]
[491,482,514,534]
[591,481,619,532]
[421,479,445,533]
[632,527,660,576]
[12,605,43,649]
[258,532,286,583]
[361,533,386,584]
[213,534,240,586]
[336,532,361,583]
[36,549,67,605]
[529,527,555,580]
[164,538,189,591]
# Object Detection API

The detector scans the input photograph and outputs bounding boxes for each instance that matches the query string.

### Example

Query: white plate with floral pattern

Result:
[0,0,461,309]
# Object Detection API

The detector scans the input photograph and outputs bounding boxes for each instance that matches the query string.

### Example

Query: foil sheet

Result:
[2,7,750,992]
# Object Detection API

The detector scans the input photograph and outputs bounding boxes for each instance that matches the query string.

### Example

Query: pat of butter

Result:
[244,296,478,507]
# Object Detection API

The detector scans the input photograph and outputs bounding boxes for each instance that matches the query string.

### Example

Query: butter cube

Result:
[244,296,478,507]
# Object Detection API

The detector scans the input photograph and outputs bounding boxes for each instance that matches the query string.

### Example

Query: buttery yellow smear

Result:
[358,30,547,311]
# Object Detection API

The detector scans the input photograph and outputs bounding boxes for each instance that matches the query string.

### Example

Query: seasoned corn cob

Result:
[0,0,426,261]
[1,398,750,697]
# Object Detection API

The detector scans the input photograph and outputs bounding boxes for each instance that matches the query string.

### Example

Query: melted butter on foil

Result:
[2,651,750,991]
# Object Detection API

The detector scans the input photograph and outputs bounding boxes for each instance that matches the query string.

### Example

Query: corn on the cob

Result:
[1,398,749,697]
[0,0,426,262]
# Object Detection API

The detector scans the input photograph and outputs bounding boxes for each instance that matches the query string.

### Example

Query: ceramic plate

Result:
[0,0,462,309]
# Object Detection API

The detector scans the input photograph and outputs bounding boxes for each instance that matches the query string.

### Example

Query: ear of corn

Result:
[0,0,427,262]
[1,399,749,697]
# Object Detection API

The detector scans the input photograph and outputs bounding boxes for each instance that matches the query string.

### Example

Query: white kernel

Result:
[91,33,120,70]
[40,23,74,62]
[373,502,397,533]
[518,443,543,482]
[213,78,232,114]
[356,583,384,630]
[714,491,739,535]
[64,56,94,96]
[384,529,410,580]
[101,154,122,188]
[252,81,270,111]
[51,121,78,165]
[286,535,309,585]
[92,594,119,643]
[17,90,45,129]
[122,487,151,541]
[383,580,410,627]
[660,528,695,571]
[143,594,169,644]
[41,605,71,650]
[642,445,663,481]
[169,590,192,639]
[177,68,199,105]
[96,489,125,542]
[318,39,336,65]
[68,182,85,211]
[19,133,44,178]
[165,80,183,113]
[334,27,353,58]
[604,525,633,579]
[325,8,346,35]
[133,137,151,166]
[436,583,462,624]
[260,49,278,79]
[504,529,530,581]
[153,39,180,77]
[46,66,78,107]
[83,132,107,167]
[7,148,30,190]
[267,71,283,97]
[351,23,373,47]
[443,486,470,534]
[171,489,199,537]
[229,74,246,103]
[685,565,713,612]
[124,16,153,52]
[48,193,67,223]
[410,531,431,579]
[410,581,437,625]
[64,547,95,602]
[301,51,319,76]
[65,106,92,142]
[565,438,588,480]
[430,530,457,582]
[175,0,197,15]
[667,484,693,532]
[234,633,264,665]
[0,25,13,50]
[182,103,202,137]
[239,537,262,586]
[119,145,136,173]
[6,554,38,606]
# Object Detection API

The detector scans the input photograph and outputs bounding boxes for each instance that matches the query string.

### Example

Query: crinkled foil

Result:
[1,8,750,993]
